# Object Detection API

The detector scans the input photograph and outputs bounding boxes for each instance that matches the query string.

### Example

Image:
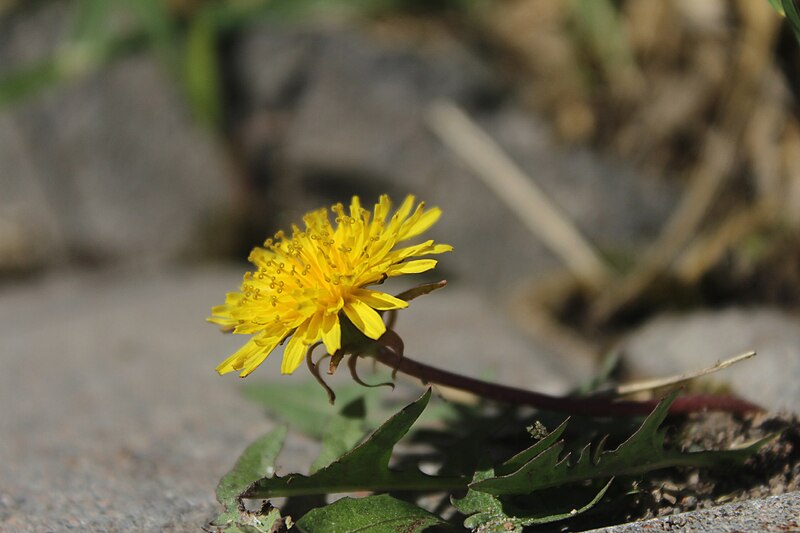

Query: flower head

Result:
[210,194,452,377]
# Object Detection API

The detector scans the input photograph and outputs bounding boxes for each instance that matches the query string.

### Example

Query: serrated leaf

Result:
[453,469,611,531]
[295,494,449,533]
[495,418,568,476]
[311,397,368,473]
[472,391,774,496]
[213,427,288,528]
[244,389,467,499]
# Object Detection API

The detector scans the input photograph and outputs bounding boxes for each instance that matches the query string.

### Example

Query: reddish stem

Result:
[371,348,762,417]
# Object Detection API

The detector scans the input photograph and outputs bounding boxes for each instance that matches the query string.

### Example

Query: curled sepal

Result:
[394,279,448,303]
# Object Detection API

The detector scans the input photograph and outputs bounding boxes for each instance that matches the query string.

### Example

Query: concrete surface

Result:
[0,266,583,532]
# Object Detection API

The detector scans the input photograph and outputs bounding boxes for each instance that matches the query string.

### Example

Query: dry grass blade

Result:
[611,350,756,397]
[427,101,611,289]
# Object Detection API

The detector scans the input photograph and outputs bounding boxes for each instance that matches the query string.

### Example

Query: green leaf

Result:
[310,396,369,473]
[471,391,774,496]
[782,0,800,45]
[453,469,612,531]
[0,61,60,107]
[295,494,449,533]
[242,378,458,439]
[244,389,467,498]
[213,427,288,529]
[183,6,222,130]
[769,0,786,16]
[242,380,383,438]
[494,418,568,476]
[769,0,800,44]
[569,0,636,78]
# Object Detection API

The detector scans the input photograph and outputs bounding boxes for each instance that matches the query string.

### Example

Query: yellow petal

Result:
[321,313,341,354]
[207,314,237,328]
[343,299,386,340]
[248,247,277,268]
[349,196,362,219]
[303,312,324,343]
[351,288,409,310]
[395,195,416,222]
[240,336,283,377]
[386,259,438,276]
[216,339,259,374]
[281,334,307,374]
[398,206,441,241]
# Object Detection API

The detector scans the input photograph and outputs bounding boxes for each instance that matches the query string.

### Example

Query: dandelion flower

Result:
[210,194,452,377]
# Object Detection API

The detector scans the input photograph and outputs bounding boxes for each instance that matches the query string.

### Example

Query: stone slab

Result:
[621,308,800,413]
[0,266,583,531]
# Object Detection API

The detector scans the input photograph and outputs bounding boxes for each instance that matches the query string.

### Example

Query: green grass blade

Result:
[183,6,222,130]
[781,0,800,44]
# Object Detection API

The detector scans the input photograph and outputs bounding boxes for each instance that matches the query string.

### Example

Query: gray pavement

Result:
[0,266,583,532]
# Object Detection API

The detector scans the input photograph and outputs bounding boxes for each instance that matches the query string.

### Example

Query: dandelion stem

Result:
[371,348,762,417]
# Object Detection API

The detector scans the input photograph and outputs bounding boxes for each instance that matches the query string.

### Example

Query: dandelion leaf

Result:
[310,396,368,473]
[453,468,612,532]
[471,391,774,496]
[211,426,291,531]
[295,494,449,533]
[244,389,465,499]
[242,380,383,438]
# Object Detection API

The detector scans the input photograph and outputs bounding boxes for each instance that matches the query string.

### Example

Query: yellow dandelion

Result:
[210,194,452,377]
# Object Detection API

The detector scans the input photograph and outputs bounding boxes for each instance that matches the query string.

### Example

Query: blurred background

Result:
[3,0,800,324]
[2,0,800,529]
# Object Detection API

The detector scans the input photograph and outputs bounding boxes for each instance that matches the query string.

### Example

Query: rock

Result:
[0,2,71,74]
[0,268,272,531]
[393,280,594,395]
[620,308,800,413]
[587,490,800,532]
[0,267,582,531]
[0,3,233,268]
[235,22,678,298]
